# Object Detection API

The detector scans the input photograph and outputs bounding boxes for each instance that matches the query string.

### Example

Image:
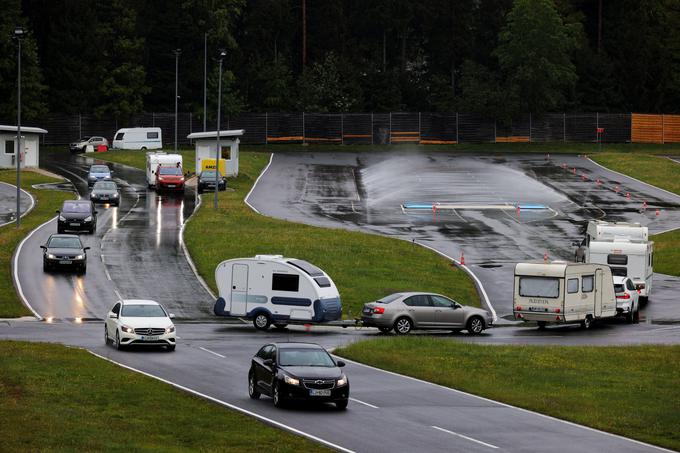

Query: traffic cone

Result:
[544,251,549,263]
[656,209,661,217]
[615,185,620,193]
[460,251,465,265]
[572,167,577,174]
[626,192,631,200]
[642,201,648,209]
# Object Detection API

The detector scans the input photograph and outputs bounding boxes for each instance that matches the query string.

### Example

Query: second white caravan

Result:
[113,127,163,150]
[588,240,653,300]
[145,152,182,188]
[213,255,343,330]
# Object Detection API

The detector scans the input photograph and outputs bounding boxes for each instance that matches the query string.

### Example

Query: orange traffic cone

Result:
[460,252,465,265]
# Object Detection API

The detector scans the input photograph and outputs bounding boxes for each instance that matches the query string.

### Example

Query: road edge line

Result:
[0,181,35,228]
[87,350,355,453]
[243,152,274,214]
[337,356,676,453]
[179,192,216,300]
[587,157,680,201]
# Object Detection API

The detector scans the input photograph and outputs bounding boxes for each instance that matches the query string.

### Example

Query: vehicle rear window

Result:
[48,236,82,248]
[272,273,299,292]
[147,132,159,139]
[115,133,124,140]
[159,167,182,176]
[62,202,91,213]
[90,165,110,173]
[518,277,560,298]
[93,181,116,190]
[567,278,579,294]
[121,304,167,317]
[611,267,627,277]
[607,254,628,265]
[376,293,402,304]
[614,284,625,293]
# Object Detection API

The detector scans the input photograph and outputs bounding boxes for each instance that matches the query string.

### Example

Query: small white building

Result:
[0,125,47,169]
[187,129,244,177]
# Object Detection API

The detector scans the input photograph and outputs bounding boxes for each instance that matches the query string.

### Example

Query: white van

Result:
[587,240,653,300]
[513,261,617,329]
[145,152,182,188]
[213,255,343,330]
[113,127,162,150]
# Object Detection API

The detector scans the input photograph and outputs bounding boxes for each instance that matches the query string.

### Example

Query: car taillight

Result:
[516,305,522,311]
[373,307,385,314]
[617,293,630,299]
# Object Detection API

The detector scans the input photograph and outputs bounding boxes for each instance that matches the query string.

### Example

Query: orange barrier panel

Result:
[421,140,457,145]
[304,137,342,142]
[663,115,680,143]
[343,134,372,139]
[632,114,663,143]
[496,136,530,143]
[267,136,304,142]
[391,131,420,136]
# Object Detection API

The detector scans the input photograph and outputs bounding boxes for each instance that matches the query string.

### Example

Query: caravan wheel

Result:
[253,313,271,331]
[581,316,592,330]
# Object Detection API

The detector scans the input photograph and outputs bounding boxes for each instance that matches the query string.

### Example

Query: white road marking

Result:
[113,289,123,301]
[87,351,355,453]
[431,425,499,449]
[244,153,274,214]
[349,397,378,409]
[199,346,226,358]
[351,168,361,201]
[103,266,112,281]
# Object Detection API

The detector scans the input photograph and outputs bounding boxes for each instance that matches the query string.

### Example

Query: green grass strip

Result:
[335,337,680,451]
[0,170,75,317]
[590,153,680,276]
[0,341,328,452]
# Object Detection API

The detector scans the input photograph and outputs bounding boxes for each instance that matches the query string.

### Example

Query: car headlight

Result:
[165,325,175,334]
[84,216,93,222]
[283,374,300,386]
[121,325,134,334]
[337,375,348,387]
[74,255,84,260]
[88,175,96,180]
[112,193,119,197]
[47,253,56,259]
[58,215,66,221]
[90,193,96,198]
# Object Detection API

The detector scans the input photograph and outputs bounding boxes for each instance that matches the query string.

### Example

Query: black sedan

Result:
[197,170,226,194]
[57,200,97,234]
[248,342,349,410]
[90,180,120,206]
[41,234,90,273]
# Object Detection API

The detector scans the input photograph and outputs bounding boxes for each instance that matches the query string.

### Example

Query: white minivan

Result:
[112,127,163,150]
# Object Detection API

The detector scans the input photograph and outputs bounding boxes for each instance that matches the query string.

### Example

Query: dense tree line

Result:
[2,0,680,122]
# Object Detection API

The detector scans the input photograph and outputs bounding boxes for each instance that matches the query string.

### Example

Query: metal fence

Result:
[9,111,680,146]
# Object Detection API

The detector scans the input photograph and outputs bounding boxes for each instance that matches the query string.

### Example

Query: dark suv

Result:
[57,200,98,234]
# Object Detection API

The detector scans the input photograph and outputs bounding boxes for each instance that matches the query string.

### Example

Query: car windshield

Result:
[159,167,182,176]
[201,170,220,179]
[48,236,82,248]
[62,202,91,213]
[279,348,336,367]
[90,165,109,173]
[93,181,116,190]
[121,304,167,317]
[377,293,402,304]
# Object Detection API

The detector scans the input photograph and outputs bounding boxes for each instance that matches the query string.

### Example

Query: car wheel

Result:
[467,316,485,335]
[335,399,348,410]
[141,147,147,150]
[43,261,49,272]
[166,344,176,352]
[253,313,271,331]
[394,317,412,335]
[537,321,547,330]
[274,324,288,330]
[104,325,109,344]
[80,265,87,275]
[248,371,261,399]
[273,382,285,408]
[57,226,64,234]
[581,315,592,330]
[378,326,392,334]
[114,330,124,350]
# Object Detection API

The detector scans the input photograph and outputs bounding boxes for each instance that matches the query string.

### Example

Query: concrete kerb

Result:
[242,153,497,322]
[0,181,36,228]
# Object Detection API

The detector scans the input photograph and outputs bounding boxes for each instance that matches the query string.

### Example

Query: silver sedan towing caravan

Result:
[513,261,617,329]
[213,255,343,330]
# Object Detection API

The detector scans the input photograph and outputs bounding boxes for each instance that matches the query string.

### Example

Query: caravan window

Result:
[147,131,159,139]
[518,277,560,298]
[272,273,299,292]
[115,132,124,140]
[567,278,579,294]
[582,275,594,293]
[607,255,628,265]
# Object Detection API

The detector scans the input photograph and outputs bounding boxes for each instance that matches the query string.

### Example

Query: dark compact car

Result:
[87,164,113,187]
[249,342,349,410]
[41,234,90,273]
[57,200,97,234]
[90,180,120,206]
[197,170,226,194]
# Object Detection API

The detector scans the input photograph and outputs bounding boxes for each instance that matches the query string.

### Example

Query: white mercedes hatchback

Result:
[105,299,176,351]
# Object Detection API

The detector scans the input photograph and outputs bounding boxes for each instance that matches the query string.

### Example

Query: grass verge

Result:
[185,152,480,316]
[590,153,680,276]
[0,170,74,317]
[335,337,680,451]
[0,341,327,452]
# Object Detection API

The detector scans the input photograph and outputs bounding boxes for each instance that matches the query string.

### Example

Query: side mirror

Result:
[55,210,60,214]
[263,358,274,367]
[84,247,91,251]
[108,313,118,319]
[40,245,46,250]
[336,360,346,368]
[94,211,99,215]
[169,313,175,319]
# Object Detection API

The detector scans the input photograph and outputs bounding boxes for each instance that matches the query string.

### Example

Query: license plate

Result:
[309,389,331,396]
[59,260,72,264]
[141,335,159,341]
[528,306,547,312]
[363,308,372,314]
[101,196,108,200]
[168,184,175,188]
[70,223,80,226]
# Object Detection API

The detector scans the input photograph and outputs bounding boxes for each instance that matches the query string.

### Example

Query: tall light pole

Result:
[14,27,25,228]
[203,33,207,132]
[215,49,226,210]
[173,48,181,153]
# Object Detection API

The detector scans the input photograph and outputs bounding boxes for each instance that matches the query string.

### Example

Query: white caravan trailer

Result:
[214,255,343,330]
[113,127,163,150]
[588,240,653,300]
[513,261,617,329]
[145,152,182,188]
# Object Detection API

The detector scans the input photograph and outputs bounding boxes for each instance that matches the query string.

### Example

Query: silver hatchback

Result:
[361,292,493,335]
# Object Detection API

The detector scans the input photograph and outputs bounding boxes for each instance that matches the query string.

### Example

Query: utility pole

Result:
[302,0,307,67]
[215,50,226,210]
[203,33,207,131]
[174,48,181,152]
[14,27,25,228]
[597,0,603,54]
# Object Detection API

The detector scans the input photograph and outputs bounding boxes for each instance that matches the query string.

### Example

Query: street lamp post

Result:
[203,33,207,132]
[215,49,226,210]
[14,27,25,228]
[173,48,181,153]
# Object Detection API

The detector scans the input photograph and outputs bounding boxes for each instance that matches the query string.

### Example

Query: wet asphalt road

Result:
[15,149,213,320]
[0,180,33,226]
[0,320,675,453]
[247,152,680,325]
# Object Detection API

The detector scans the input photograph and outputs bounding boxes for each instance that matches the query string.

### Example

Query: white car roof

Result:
[121,299,160,305]
[612,276,629,284]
